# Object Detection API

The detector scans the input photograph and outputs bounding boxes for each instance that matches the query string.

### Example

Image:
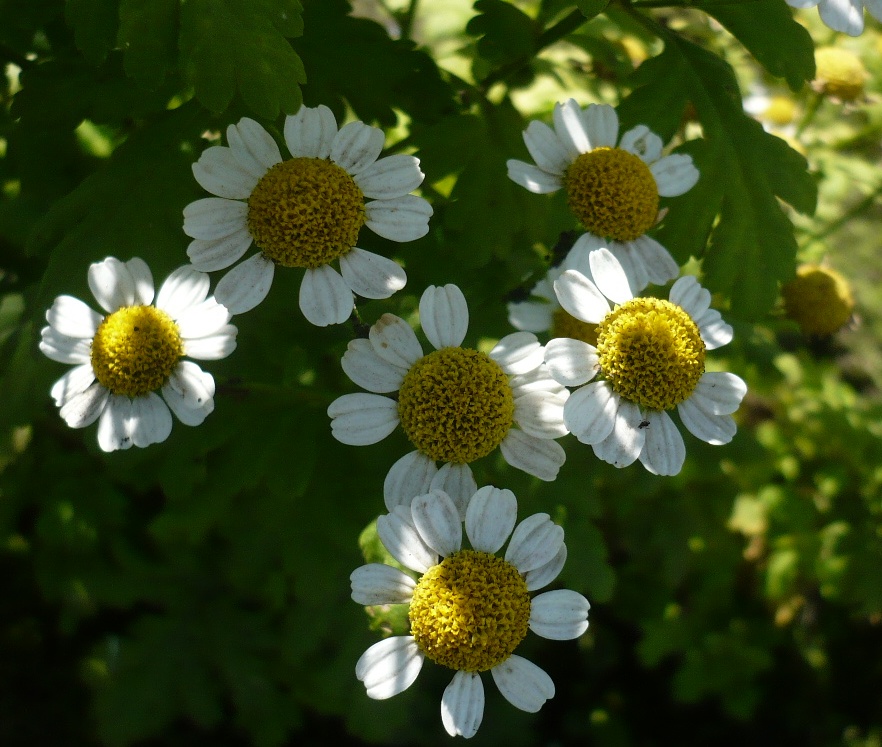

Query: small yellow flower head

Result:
[813,47,869,102]
[782,264,854,336]
[763,95,798,127]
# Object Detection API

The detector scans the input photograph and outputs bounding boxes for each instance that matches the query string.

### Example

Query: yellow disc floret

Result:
[397,348,515,464]
[552,307,599,346]
[90,306,183,397]
[409,549,531,672]
[247,157,366,268]
[596,298,705,410]
[763,95,798,127]
[782,264,854,336]
[563,147,659,242]
[814,47,869,102]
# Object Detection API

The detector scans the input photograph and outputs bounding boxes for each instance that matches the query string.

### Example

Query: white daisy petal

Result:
[509,365,568,397]
[227,117,282,174]
[39,327,91,364]
[166,360,216,410]
[364,194,432,242]
[499,430,566,482]
[514,390,569,439]
[506,159,562,194]
[524,543,567,592]
[356,636,425,700]
[619,124,663,164]
[691,372,747,416]
[88,257,136,312]
[342,338,407,394]
[507,300,554,333]
[125,257,155,305]
[629,235,679,287]
[605,240,647,294]
[283,104,338,159]
[175,298,232,339]
[637,409,686,476]
[564,381,617,445]
[554,270,610,325]
[300,264,354,326]
[96,394,133,452]
[818,0,864,35]
[182,325,237,360]
[182,197,249,241]
[187,229,253,273]
[419,284,469,350]
[51,364,95,407]
[489,332,543,376]
[592,398,645,468]
[669,275,711,319]
[155,266,210,319]
[552,98,591,157]
[215,253,275,315]
[678,398,738,445]
[529,589,591,640]
[191,145,260,199]
[582,103,618,149]
[697,309,734,350]
[465,486,517,555]
[588,246,633,304]
[369,313,423,369]
[442,671,484,739]
[350,563,416,606]
[339,248,406,301]
[490,655,555,713]
[522,120,570,175]
[46,295,102,339]
[376,505,438,573]
[327,393,399,446]
[429,463,477,520]
[505,512,564,574]
[354,154,425,200]
[650,154,700,197]
[331,120,385,175]
[162,378,214,427]
[544,337,599,387]
[410,489,463,557]
[384,451,438,512]
[127,393,173,448]
[59,381,109,429]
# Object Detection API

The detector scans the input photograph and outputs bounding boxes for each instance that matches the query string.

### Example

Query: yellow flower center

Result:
[814,47,868,102]
[409,549,531,672]
[596,298,705,410]
[246,157,366,268]
[781,264,854,336]
[563,147,659,242]
[90,306,183,397]
[763,95,798,127]
[397,347,515,464]
[552,307,598,346]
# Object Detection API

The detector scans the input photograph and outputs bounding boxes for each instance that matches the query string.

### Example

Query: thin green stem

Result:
[795,91,824,138]
[804,181,882,247]
[400,0,420,40]
[478,8,588,92]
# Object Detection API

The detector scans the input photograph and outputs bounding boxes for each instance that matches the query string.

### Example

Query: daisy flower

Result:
[544,249,747,476]
[328,284,569,515]
[351,486,590,739]
[507,100,699,293]
[781,263,855,336]
[183,105,433,325]
[39,257,237,452]
[786,0,881,36]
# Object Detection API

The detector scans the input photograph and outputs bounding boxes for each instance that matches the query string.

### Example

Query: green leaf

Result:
[466,0,538,66]
[575,0,611,19]
[694,0,815,91]
[179,0,306,118]
[65,0,119,65]
[117,0,177,90]
[620,34,817,319]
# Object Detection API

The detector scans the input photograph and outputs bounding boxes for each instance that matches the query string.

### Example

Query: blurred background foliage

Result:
[1,0,881,745]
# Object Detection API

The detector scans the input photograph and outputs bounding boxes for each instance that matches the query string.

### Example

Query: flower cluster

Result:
[38,97,777,738]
